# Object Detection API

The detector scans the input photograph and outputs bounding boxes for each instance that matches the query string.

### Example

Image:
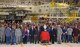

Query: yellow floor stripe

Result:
[66,44,73,47]
[46,45,48,47]
[20,43,73,47]
[20,43,24,47]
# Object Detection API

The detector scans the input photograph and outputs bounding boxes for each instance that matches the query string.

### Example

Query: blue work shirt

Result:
[11,28,15,37]
[62,28,67,33]
[5,27,11,37]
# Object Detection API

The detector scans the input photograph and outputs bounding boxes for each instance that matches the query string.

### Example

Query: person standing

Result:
[15,26,22,44]
[0,24,5,44]
[67,26,73,43]
[22,27,28,44]
[40,29,50,44]
[27,27,30,42]
[5,24,12,44]
[51,25,57,44]
[73,26,79,43]
[57,25,62,44]
[11,27,16,45]
[34,26,39,44]
[78,28,80,43]
[62,26,67,42]
[47,26,52,42]
[39,25,44,42]
[29,25,35,43]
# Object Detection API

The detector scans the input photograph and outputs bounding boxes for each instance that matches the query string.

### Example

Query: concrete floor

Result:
[0,43,80,47]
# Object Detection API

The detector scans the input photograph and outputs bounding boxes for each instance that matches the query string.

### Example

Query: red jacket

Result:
[40,31,50,41]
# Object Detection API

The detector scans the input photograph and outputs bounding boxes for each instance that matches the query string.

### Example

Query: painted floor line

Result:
[20,43,24,47]
[66,44,73,47]
[46,45,48,47]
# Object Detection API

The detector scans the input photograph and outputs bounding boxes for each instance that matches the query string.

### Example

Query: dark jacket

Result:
[34,27,39,36]
[29,28,35,36]
[51,28,57,37]
[73,28,79,36]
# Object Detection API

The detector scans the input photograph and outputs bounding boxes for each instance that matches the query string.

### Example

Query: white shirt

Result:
[67,28,73,35]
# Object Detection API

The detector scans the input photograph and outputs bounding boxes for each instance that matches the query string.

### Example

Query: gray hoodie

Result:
[15,28,22,36]
[67,27,73,35]
[0,27,5,36]
[57,27,63,36]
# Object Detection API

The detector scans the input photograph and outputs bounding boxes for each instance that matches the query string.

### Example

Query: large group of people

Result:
[0,22,80,45]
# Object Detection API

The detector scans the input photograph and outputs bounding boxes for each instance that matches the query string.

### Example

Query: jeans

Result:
[52,36,57,44]
[68,35,72,43]
[73,36,78,43]
[34,35,39,44]
[57,35,62,44]
[6,36,11,44]
[62,34,67,42]
[16,36,21,44]
[27,35,30,42]
[30,36,34,43]
[23,36,27,44]
[11,36,16,44]
[78,35,80,42]
[0,35,5,43]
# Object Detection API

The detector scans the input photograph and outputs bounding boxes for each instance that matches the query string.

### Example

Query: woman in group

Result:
[22,27,28,44]
[40,24,50,44]
[73,26,79,43]
[78,28,80,43]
